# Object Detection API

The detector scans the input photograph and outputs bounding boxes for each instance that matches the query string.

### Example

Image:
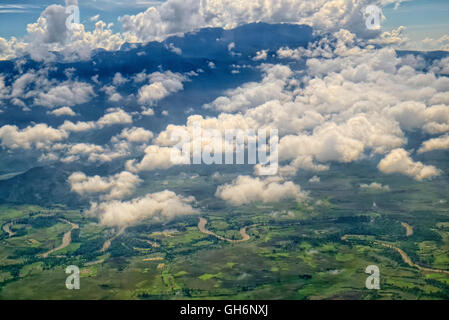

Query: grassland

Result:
[0,159,448,300]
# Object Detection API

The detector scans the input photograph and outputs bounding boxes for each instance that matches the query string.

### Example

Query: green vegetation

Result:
[1,159,449,300]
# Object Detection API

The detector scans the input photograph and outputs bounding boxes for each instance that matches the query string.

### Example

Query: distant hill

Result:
[0,165,83,207]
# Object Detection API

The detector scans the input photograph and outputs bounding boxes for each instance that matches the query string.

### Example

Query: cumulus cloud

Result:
[388,102,449,134]
[28,4,70,45]
[3,69,95,109]
[90,14,100,22]
[369,26,407,46]
[113,127,154,143]
[418,135,449,153]
[215,175,307,205]
[120,0,406,43]
[97,108,133,127]
[0,0,416,62]
[0,124,68,149]
[59,108,133,133]
[59,120,96,132]
[101,85,122,102]
[378,148,441,181]
[0,36,27,61]
[0,1,131,62]
[420,34,449,51]
[141,34,449,181]
[137,71,187,105]
[142,107,155,116]
[430,57,449,75]
[1,3,447,216]
[253,50,268,61]
[88,190,198,227]
[360,182,390,191]
[0,75,9,99]
[112,72,128,86]
[69,171,142,200]
[68,143,104,156]
[50,106,76,117]
[204,64,295,112]
[277,114,405,173]
[126,145,177,172]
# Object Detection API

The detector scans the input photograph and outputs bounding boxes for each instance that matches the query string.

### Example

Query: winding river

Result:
[342,222,449,275]
[2,223,16,237]
[38,219,79,258]
[198,217,253,243]
[100,226,126,253]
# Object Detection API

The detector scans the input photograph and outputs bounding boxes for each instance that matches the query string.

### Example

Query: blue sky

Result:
[0,0,164,38]
[383,0,449,43]
[0,0,448,49]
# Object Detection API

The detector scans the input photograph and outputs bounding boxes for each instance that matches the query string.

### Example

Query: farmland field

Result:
[1,157,448,300]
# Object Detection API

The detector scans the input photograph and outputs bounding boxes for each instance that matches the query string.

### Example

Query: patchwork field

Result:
[0,160,448,300]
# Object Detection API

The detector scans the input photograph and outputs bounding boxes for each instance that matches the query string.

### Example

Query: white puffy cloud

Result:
[204,64,295,112]
[27,4,69,45]
[277,114,405,173]
[59,108,133,134]
[50,106,76,117]
[137,71,187,105]
[144,36,449,181]
[69,171,142,200]
[0,37,27,61]
[59,120,96,132]
[0,75,9,100]
[126,145,177,172]
[360,182,390,191]
[2,69,95,109]
[55,21,131,61]
[253,50,268,61]
[277,47,300,60]
[388,103,449,134]
[83,149,129,164]
[112,72,128,86]
[24,3,133,61]
[101,85,122,103]
[0,124,68,149]
[113,127,154,143]
[378,148,441,181]
[34,80,95,108]
[88,190,198,227]
[0,2,132,62]
[120,0,406,43]
[90,15,100,22]
[165,43,182,55]
[420,35,449,51]
[430,57,449,75]
[68,143,105,156]
[418,135,449,153]
[97,108,133,126]
[369,26,407,46]
[142,107,155,116]
[215,175,307,205]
